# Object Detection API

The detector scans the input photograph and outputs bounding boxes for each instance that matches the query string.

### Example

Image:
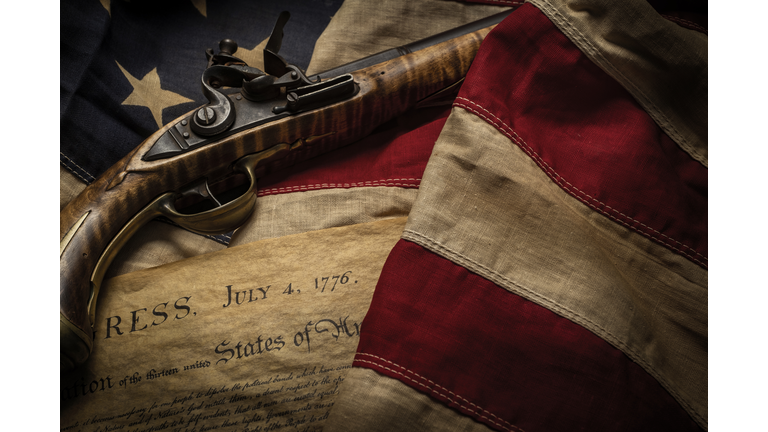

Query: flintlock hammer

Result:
[60,10,514,371]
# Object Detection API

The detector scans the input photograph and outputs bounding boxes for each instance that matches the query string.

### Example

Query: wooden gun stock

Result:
[60,11,510,371]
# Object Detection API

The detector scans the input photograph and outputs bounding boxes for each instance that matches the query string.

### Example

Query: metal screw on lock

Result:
[196,107,216,126]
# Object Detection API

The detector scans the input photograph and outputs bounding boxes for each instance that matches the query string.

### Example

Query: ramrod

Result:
[60,10,514,370]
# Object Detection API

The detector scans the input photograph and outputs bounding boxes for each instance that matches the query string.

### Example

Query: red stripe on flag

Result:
[455,4,708,267]
[355,240,703,431]
[257,106,449,196]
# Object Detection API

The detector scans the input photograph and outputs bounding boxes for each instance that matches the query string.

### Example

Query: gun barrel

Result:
[60,10,512,371]
[314,10,512,80]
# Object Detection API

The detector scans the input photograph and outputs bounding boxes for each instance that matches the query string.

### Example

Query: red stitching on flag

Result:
[453,97,707,268]
[538,3,707,169]
[256,178,421,197]
[400,229,704,429]
[355,353,525,432]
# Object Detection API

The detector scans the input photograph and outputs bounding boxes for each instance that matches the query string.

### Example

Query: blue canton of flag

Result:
[61,0,343,183]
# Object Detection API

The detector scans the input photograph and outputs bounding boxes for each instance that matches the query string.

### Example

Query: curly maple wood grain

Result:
[60,25,492,370]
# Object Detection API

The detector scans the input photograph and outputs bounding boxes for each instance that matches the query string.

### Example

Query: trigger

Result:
[177,179,222,210]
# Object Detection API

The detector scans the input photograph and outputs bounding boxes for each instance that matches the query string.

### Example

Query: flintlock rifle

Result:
[60,9,514,371]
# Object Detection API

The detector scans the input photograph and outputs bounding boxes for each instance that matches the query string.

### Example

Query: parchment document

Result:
[61,217,407,432]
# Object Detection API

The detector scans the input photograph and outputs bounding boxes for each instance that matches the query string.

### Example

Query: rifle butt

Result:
[60,19,500,370]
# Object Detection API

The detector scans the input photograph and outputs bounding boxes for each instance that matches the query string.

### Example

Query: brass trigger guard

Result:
[159,158,258,236]
[86,144,290,328]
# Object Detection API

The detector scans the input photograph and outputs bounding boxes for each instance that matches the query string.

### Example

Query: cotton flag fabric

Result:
[60,0,707,430]
[323,1,708,431]
[60,0,344,183]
